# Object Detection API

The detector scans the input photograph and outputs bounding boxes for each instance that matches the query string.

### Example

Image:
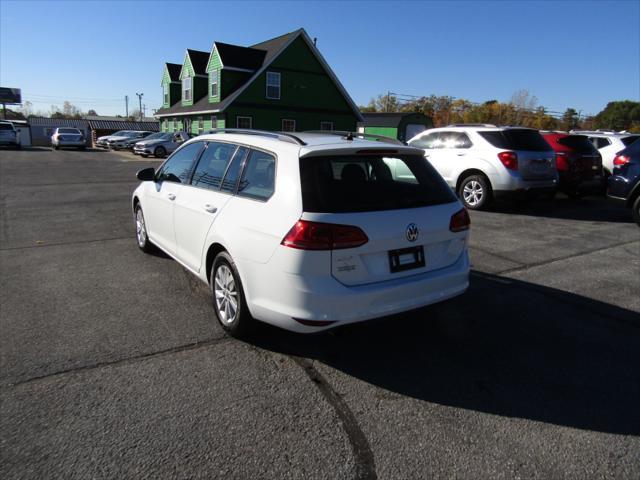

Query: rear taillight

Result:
[281,220,368,250]
[498,151,518,170]
[450,208,470,232]
[613,154,630,166]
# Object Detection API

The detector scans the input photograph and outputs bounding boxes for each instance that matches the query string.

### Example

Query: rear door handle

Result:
[167,193,176,200]
[204,204,217,213]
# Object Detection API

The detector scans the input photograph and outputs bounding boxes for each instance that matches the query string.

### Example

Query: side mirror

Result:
[136,167,155,181]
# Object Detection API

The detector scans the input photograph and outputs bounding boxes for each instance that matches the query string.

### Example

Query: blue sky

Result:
[1,0,638,117]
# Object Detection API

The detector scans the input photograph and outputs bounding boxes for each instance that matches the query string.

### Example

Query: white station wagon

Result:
[132,130,470,336]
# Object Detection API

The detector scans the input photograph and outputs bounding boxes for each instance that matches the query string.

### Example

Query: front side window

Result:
[238,150,276,201]
[320,121,334,131]
[191,142,238,190]
[156,141,204,184]
[210,70,219,97]
[237,116,252,129]
[183,76,192,101]
[438,131,472,149]
[266,71,280,99]
[282,119,295,132]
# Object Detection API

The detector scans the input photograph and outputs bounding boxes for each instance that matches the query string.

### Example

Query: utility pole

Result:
[143,104,146,119]
[125,95,129,117]
[136,93,143,121]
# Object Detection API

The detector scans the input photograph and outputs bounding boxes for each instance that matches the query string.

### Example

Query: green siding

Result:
[235,37,354,116]
[226,106,356,132]
[161,66,181,108]
[221,70,251,99]
[364,126,398,138]
[207,48,222,103]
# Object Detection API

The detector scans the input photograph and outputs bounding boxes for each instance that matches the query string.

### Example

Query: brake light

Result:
[613,154,630,166]
[281,220,368,250]
[498,151,518,170]
[450,208,470,232]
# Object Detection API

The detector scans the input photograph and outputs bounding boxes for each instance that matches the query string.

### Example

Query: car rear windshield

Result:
[0,123,14,130]
[621,135,639,147]
[557,135,597,154]
[299,154,457,213]
[479,129,552,152]
[58,128,80,134]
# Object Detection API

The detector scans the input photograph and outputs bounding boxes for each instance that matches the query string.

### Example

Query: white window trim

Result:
[236,116,252,129]
[183,76,192,102]
[320,121,334,131]
[163,84,169,105]
[266,71,281,100]
[210,70,219,98]
[197,116,204,133]
[282,119,296,132]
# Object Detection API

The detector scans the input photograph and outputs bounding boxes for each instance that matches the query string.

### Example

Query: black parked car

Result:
[608,138,640,225]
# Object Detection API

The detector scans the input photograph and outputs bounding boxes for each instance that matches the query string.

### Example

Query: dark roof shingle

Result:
[166,63,181,81]
[214,42,265,71]
[251,29,300,64]
[186,49,210,74]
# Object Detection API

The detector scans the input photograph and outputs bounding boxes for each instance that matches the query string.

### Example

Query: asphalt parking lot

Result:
[1,147,639,479]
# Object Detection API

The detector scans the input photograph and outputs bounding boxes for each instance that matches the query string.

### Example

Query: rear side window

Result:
[439,131,472,149]
[557,135,598,154]
[479,129,551,152]
[621,135,639,147]
[300,154,456,213]
[237,150,276,201]
[590,137,611,149]
[220,147,249,193]
[157,141,204,184]
[191,142,238,190]
[409,132,439,149]
[0,123,15,130]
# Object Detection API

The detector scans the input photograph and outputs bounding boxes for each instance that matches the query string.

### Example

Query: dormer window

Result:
[183,76,192,101]
[210,70,219,97]
[163,84,169,105]
[266,71,280,100]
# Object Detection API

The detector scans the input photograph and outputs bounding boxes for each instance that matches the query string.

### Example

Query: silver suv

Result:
[408,125,558,209]
[133,131,192,158]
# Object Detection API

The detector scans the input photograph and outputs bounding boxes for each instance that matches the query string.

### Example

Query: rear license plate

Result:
[388,246,425,273]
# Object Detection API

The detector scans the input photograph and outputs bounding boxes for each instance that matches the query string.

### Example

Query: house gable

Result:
[180,51,208,106]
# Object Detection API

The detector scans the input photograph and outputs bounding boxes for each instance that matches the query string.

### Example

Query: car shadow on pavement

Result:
[248,271,640,435]
[487,195,633,223]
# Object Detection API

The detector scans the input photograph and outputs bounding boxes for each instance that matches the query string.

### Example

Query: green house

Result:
[155,28,362,134]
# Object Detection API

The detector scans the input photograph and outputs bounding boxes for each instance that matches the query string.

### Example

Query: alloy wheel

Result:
[136,209,147,247]
[214,265,238,325]
[463,180,483,206]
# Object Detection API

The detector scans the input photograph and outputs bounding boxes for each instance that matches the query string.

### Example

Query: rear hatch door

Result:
[299,151,467,286]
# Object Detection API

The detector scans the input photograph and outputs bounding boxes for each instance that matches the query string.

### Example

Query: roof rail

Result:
[302,130,404,145]
[203,128,307,146]
[446,123,497,128]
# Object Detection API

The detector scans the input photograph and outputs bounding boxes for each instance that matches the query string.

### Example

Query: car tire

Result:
[154,146,167,158]
[134,206,154,253]
[632,195,640,227]
[458,174,492,210]
[53,145,59,150]
[211,251,252,338]
[141,154,148,158]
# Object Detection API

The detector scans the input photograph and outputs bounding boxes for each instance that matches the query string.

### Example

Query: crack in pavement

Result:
[473,239,640,276]
[0,236,132,251]
[5,337,231,388]
[289,356,377,480]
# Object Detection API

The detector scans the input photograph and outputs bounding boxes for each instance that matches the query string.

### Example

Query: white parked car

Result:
[570,130,639,176]
[51,127,86,150]
[132,130,470,336]
[408,125,558,209]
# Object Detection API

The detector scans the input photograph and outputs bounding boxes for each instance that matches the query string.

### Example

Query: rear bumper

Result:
[0,139,19,146]
[54,141,86,147]
[244,251,470,333]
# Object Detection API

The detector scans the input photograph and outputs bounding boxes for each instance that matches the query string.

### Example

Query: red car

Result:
[542,132,603,196]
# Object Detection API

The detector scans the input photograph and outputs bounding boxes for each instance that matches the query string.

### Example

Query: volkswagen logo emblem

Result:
[406,223,419,242]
